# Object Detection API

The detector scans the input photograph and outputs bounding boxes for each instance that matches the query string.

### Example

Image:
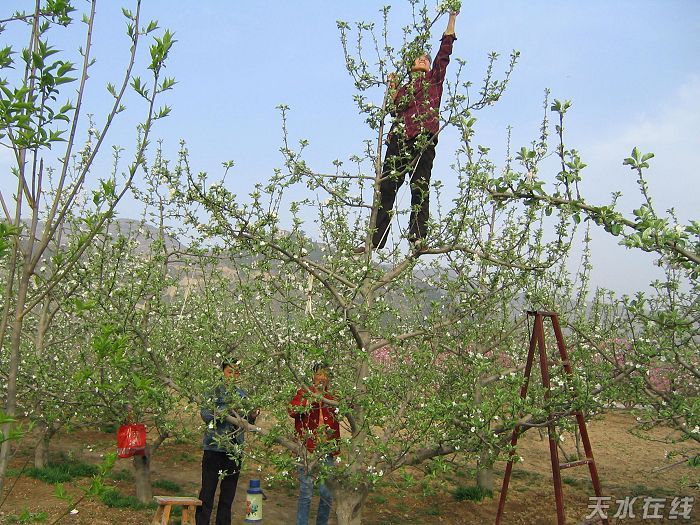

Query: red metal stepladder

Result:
[495,311,608,525]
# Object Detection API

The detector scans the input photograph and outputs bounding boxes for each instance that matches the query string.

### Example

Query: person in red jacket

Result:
[356,10,459,253]
[289,363,340,525]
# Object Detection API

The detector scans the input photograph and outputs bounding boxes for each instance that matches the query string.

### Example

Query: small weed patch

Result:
[25,459,98,483]
[100,423,119,433]
[371,494,388,504]
[420,480,438,497]
[627,484,675,498]
[172,451,198,463]
[510,469,543,481]
[452,485,493,502]
[99,489,156,510]
[5,509,48,523]
[108,469,133,481]
[395,502,410,513]
[424,507,442,516]
[153,479,182,492]
[563,477,589,490]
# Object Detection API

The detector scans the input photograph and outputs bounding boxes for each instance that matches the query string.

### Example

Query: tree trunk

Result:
[133,451,152,503]
[476,456,494,492]
[333,486,368,525]
[34,423,50,469]
[0,277,30,494]
[575,427,583,460]
[474,381,494,491]
[0,440,11,495]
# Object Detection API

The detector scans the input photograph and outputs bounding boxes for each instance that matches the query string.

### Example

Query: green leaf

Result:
[145,20,159,33]
[130,76,148,98]
[154,105,171,120]
[54,482,69,501]
[56,60,75,76]
[0,410,16,426]
[0,45,13,69]
[160,77,176,91]
[54,75,76,85]
[48,129,66,142]
[550,99,571,114]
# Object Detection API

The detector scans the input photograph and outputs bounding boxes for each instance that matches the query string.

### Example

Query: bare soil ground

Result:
[0,412,697,524]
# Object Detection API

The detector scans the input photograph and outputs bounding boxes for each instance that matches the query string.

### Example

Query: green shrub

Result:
[452,485,493,502]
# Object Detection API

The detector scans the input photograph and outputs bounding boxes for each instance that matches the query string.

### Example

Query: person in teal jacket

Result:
[196,360,260,525]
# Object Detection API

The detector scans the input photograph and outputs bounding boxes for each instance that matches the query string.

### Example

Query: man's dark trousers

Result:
[195,450,241,525]
[372,132,437,249]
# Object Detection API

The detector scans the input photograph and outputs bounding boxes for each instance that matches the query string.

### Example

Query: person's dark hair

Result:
[312,362,331,375]
[221,359,240,371]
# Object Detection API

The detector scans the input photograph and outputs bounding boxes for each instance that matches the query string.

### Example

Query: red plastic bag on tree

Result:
[116,423,147,458]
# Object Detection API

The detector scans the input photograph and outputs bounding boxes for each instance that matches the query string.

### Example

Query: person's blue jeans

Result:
[296,455,334,525]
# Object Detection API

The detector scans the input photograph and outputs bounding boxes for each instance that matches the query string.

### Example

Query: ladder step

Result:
[559,458,593,470]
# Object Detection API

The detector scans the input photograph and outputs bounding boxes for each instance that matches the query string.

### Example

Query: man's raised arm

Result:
[444,10,458,37]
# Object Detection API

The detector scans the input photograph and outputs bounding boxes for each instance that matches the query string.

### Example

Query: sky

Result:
[1,0,699,296]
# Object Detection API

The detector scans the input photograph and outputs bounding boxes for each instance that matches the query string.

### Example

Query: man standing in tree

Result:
[196,360,260,525]
[359,10,459,252]
[289,363,341,525]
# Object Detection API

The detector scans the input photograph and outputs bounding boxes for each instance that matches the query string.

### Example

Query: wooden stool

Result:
[152,496,202,525]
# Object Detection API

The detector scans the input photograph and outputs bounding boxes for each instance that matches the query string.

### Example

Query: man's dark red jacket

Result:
[289,387,340,455]
[391,33,456,139]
